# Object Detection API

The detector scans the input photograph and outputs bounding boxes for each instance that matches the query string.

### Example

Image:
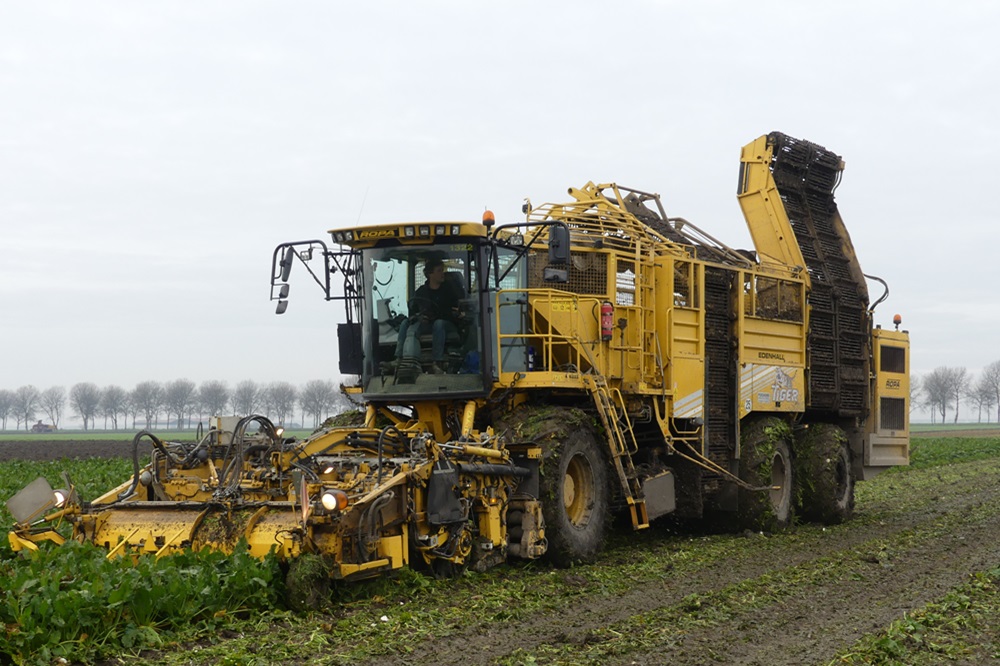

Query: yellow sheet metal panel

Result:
[672,382,704,420]
[91,508,205,555]
[671,308,702,357]
[246,509,303,559]
[737,136,809,275]
[872,329,909,433]
[741,319,806,367]
[865,434,909,467]
[861,328,910,471]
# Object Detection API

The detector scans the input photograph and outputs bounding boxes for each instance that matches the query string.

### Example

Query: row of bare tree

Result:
[0,379,353,431]
[915,361,1000,424]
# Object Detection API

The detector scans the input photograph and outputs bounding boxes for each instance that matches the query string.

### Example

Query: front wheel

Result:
[738,416,794,532]
[538,414,611,566]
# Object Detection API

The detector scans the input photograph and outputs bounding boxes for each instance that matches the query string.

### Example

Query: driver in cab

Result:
[394,258,464,374]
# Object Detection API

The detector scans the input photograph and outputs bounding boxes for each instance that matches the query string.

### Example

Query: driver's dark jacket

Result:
[412,280,462,322]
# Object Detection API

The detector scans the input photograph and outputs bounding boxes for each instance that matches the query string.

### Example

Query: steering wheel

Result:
[407,296,441,321]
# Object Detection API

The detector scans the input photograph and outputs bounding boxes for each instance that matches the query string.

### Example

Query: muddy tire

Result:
[738,416,794,532]
[795,423,854,524]
[539,420,611,566]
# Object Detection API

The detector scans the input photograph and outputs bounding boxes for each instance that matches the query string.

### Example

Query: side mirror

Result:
[279,247,295,282]
[274,283,290,314]
[548,223,571,264]
[338,322,363,375]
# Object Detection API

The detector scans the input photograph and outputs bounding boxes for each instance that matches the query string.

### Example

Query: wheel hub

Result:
[564,453,595,527]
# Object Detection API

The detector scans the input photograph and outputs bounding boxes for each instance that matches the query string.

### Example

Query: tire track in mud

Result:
[373,461,1000,666]
[612,491,1000,665]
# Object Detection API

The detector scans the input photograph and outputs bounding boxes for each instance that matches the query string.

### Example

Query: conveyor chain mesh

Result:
[767,132,870,416]
[704,266,735,477]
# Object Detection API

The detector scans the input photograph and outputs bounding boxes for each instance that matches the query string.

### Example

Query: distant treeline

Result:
[0,379,355,432]
[913,361,1000,424]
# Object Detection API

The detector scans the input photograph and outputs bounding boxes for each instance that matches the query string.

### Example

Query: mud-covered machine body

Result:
[8,133,910,577]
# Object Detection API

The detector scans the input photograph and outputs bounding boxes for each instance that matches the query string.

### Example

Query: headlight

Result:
[320,489,349,512]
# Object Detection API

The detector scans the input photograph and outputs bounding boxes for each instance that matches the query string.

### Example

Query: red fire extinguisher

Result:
[600,301,614,341]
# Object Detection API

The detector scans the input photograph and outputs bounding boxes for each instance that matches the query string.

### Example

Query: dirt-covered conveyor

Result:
[765,131,870,416]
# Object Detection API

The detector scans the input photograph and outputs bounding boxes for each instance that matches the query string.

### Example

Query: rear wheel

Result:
[738,417,794,532]
[795,423,854,524]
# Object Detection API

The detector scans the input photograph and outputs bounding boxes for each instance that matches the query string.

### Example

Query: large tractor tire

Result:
[540,422,611,566]
[794,423,854,524]
[737,416,794,532]
[492,405,611,566]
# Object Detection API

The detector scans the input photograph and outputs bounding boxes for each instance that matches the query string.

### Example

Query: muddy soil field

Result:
[366,459,1000,666]
[4,438,999,665]
[0,439,152,462]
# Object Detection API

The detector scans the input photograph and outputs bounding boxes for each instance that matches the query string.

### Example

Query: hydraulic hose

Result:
[376,425,402,484]
[117,431,165,501]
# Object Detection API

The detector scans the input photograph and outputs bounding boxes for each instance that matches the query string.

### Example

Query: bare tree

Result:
[299,380,336,427]
[968,373,996,423]
[922,367,955,423]
[909,375,922,416]
[0,389,15,430]
[231,380,260,416]
[265,381,298,425]
[163,379,197,429]
[950,367,969,424]
[132,381,164,429]
[983,360,1000,423]
[69,382,101,431]
[258,386,275,417]
[13,385,41,431]
[100,385,129,430]
[198,380,230,421]
[40,386,66,428]
[125,393,141,430]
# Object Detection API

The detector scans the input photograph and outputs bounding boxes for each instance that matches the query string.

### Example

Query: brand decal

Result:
[358,229,398,239]
[771,367,800,403]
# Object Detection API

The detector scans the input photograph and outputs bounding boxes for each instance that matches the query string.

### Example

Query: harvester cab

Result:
[269,216,564,404]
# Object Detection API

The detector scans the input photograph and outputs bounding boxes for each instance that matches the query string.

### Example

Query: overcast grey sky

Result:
[2,1,997,417]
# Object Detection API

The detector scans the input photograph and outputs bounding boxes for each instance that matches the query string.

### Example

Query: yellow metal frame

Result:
[737,136,809,276]
[865,327,910,469]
